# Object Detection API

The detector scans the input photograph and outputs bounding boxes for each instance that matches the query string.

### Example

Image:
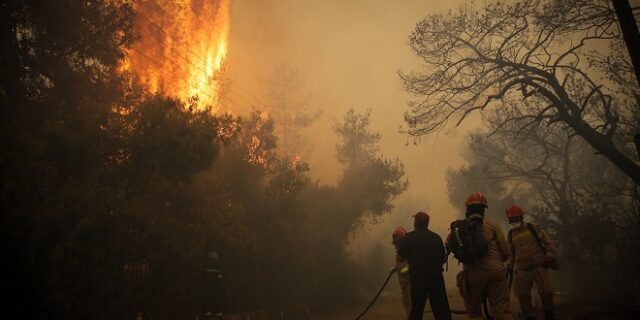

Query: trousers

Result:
[457,268,512,320]
[409,271,452,320]
[513,267,554,316]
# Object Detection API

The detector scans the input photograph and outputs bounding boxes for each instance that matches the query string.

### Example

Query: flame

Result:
[247,111,272,168]
[291,155,301,171]
[122,0,230,112]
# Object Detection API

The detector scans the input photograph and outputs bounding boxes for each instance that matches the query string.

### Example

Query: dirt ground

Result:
[324,286,640,320]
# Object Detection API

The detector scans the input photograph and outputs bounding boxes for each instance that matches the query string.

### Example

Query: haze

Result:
[228,0,475,241]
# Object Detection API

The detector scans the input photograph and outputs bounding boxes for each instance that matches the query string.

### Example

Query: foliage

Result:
[402,0,639,302]
[448,120,640,302]
[0,2,408,317]
[334,109,408,225]
[400,0,640,183]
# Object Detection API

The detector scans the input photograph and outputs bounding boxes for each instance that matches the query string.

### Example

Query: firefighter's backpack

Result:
[447,217,488,264]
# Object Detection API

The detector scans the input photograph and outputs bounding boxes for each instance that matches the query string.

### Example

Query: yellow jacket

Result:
[508,223,555,271]
[446,215,511,271]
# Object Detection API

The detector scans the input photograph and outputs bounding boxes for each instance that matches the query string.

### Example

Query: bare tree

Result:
[612,0,640,86]
[449,116,640,298]
[400,0,640,184]
[456,114,579,228]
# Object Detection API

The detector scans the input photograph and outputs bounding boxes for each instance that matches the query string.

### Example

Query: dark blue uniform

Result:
[398,228,452,320]
[201,256,224,320]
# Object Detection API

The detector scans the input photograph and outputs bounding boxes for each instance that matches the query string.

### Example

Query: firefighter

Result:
[446,192,513,320]
[506,205,557,320]
[200,250,224,320]
[398,211,452,320]
[392,226,412,318]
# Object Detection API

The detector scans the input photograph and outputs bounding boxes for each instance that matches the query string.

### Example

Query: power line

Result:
[134,8,213,76]
[133,41,252,113]
[225,85,259,108]
[128,45,245,115]
[220,95,257,115]
[133,25,257,114]
[129,23,255,115]
[223,75,268,108]
[131,41,254,115]
[133,7,267,110]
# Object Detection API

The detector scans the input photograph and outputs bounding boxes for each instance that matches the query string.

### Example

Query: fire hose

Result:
[354,267,397,320]
[354,267,470,319]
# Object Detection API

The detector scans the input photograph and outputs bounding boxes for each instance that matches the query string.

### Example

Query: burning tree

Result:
[123,0,231,112]
[0,0,414,317]
[400,0,640,184]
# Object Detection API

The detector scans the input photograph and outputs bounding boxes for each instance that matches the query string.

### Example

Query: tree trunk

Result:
[569,117,640,185]
[612,0,640,87]
[635,133,640,160]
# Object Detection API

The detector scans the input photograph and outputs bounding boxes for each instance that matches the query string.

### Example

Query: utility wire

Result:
[222,75,269,108]
[129,23,256,115]
[133,7,267,110]
[133,25,255,114]
[134,8,215,76]
[128,45,245,115]
[129,41,225,107]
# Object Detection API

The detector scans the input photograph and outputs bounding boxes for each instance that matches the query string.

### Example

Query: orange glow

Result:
[123,0,230,112]
[247,111,272,168]
[291,155,301,171]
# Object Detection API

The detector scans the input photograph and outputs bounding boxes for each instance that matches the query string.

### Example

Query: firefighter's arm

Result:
[495,227,511,262]
[506,229,515,269]
[540,228,556,258]
[444,231,456,258]
[444,232,452,252]
[438,236,447,264]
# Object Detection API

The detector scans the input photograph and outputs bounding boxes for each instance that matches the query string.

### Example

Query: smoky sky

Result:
[226,0,487,247]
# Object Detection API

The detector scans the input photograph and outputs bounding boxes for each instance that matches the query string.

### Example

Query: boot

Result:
[544,310,556,320]
[541,292,555,320]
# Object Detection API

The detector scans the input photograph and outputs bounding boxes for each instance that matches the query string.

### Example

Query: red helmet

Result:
[506,205,524,219]
[465,192,488,208]
[393,226,407,238]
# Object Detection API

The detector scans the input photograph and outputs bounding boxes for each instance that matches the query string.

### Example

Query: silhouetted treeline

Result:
[0,1,407,319]
[398,0,640,307]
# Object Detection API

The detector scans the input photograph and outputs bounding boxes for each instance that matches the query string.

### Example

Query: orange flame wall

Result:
[123,0,230,112]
